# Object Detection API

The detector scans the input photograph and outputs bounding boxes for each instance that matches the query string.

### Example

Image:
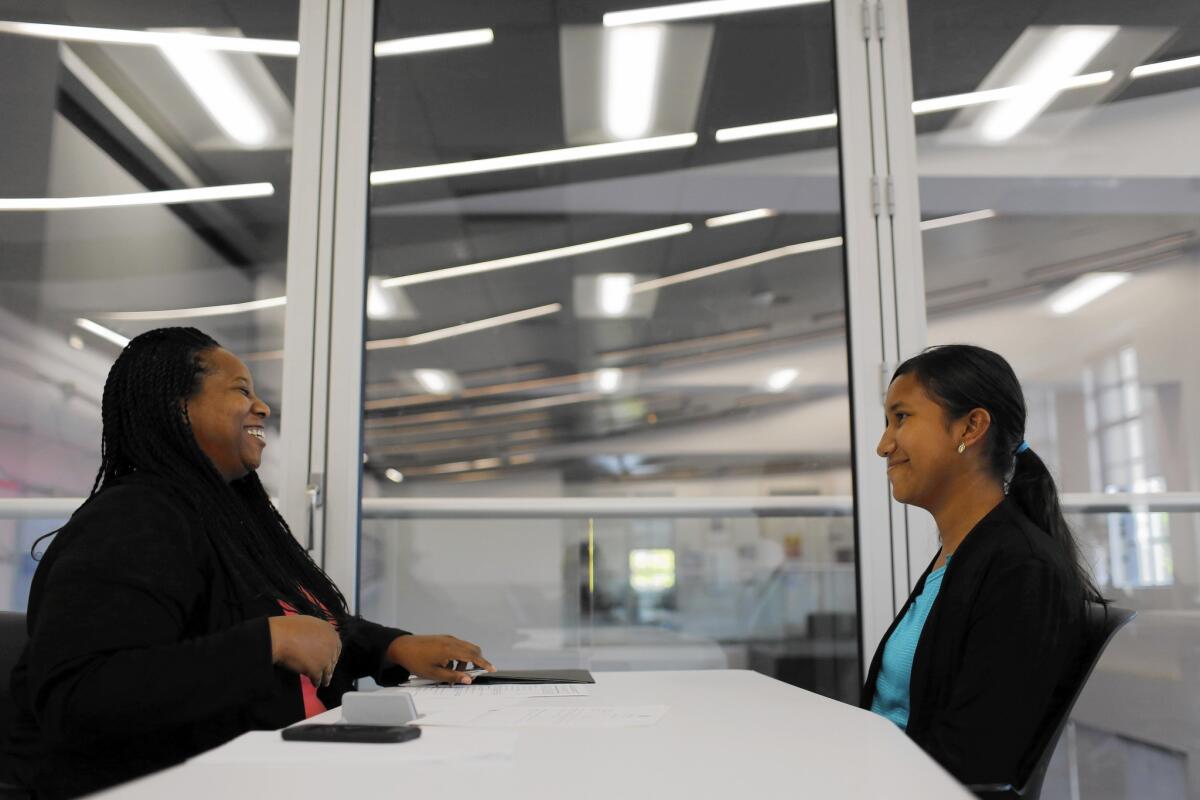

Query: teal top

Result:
[870,558,949,730]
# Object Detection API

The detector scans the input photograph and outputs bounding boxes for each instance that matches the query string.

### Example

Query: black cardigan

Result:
[861,498,1083,786]
[1,474,411,799]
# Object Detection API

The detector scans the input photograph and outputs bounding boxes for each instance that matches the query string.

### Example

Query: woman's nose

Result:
[876,430,893,458]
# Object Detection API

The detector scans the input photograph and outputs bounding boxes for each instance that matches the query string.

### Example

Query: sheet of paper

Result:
[191,727,515,766]
[416,705,667,729]
[401,683,592,698]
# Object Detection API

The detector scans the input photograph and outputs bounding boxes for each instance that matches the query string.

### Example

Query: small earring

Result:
[956,442,966,454]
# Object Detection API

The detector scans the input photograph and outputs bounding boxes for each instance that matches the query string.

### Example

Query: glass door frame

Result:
[307,0,924,675]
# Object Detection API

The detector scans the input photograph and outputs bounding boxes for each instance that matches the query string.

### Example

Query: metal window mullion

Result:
[877,0,939,588]
[279,0,334,547]
[835,0,896,676]
[862,2,913,613]
[320,0,375,613]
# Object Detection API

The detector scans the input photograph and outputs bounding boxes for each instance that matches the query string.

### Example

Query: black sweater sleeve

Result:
[335,616,412,687]
[27,492,278,747]
[912,556,1073,784]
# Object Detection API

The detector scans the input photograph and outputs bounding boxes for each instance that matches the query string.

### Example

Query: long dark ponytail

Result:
[33,327,347,623]
[893,344,1105,610]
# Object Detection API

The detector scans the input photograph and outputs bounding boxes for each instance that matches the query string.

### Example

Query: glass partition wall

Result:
[905,1,1200,795]
[357,1,860,698]
[0,1,302,611]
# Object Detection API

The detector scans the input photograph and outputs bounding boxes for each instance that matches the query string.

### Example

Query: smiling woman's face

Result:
[876,372,962,509]
[185,348,270,482]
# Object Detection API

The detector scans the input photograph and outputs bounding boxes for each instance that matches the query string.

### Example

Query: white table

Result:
[96,670,973,799]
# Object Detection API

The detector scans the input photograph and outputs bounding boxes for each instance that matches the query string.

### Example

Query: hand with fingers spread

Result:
[386,634,495,684]
[268,614,342,687]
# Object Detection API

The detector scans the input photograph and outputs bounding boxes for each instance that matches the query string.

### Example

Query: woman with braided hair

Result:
[863,344,1106,789]
[1,327,493,798]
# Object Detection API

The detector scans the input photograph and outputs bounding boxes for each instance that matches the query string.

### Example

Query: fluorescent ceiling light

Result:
[101,295,286,321]
[604,25,664,140]
[1131,54,1200,78]
[413,369,457,394]
[0,20,299,55]
[705,208,777,227]
[595,368,624,394]
[597,274,636,316]
[384,468,405,483]
[716,113,837,143]
[1047,272,1130,315]
[366,304,562,350]
[375,28,493,57]
[366,277,400,320]
[0,182,273,211]
[381,223,691,288]
[75,318,130,347]
[976,26,1118,142]
[715,71,1112,144]
[370,132,697,185]
[766,368,799,392]
[159,42,273,147]
[919,209,997,231]
[633,235,842,293]
[911,71,1112,114]
[604,0,827,26]
[0,21,494,59]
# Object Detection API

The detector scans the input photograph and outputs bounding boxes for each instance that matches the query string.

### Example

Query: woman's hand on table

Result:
[268,615,342,687]
[386,634,495,684]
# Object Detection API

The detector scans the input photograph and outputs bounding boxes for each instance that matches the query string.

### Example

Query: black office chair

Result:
[968,603,1136,800]
[0,612,31,800]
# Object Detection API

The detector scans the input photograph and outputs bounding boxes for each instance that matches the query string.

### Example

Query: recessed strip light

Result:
[604,0,827,26]
[381,223,691,288]
[0,182,274,212]
[75,318,130,347]
[370,132,697,185]
[1047,272,1130,315]
[633,236,842,293]
[715,113,837,143]
[714,71,1112,144]
[919,209,998,231]
[1131,54,1200,78]
[99,296,286,321]
[704,208,778,228]
[366,303,562,350]
[375,28,493,57]
[911,71,1112,115]
[0,20,299,55]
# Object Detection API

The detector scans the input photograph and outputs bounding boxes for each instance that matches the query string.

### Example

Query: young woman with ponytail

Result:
[1,328,494,798]
[863,344,1104,788]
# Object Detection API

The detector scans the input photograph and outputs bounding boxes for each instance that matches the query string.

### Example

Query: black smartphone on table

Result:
[281,724,421,743]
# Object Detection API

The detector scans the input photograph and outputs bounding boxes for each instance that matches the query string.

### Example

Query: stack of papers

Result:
[416,705,668,729]
[401,683,592,698]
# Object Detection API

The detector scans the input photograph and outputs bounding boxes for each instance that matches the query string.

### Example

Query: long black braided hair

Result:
[33,327,347,622]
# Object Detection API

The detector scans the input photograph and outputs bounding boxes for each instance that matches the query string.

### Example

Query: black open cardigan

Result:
[1,474,411,799]
[861,498,1083,786]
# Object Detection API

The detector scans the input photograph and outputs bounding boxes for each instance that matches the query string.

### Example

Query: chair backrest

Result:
[0,612,28,745]
[1016,603,1136,799]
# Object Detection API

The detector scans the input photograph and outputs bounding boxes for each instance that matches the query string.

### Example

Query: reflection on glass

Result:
[908,3,1200,793]
[0,3,300,611]
[360,512,858,701]
[360,1,855,695]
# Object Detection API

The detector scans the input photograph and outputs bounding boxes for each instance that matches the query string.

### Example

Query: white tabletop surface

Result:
[95,670,973,799]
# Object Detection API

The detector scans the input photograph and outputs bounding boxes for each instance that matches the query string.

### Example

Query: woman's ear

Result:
[960,407,992,448]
